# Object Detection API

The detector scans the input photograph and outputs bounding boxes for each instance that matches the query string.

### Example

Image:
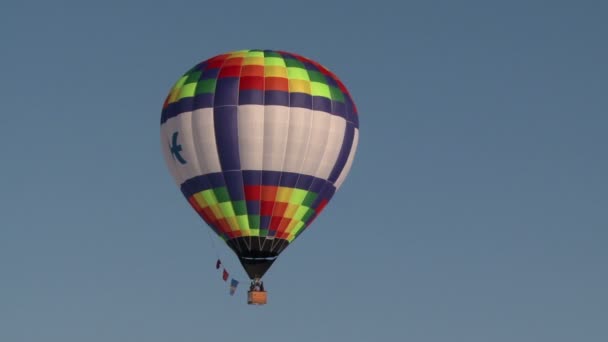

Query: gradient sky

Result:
[1,1,607,341]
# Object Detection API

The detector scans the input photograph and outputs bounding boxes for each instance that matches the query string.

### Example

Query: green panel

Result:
[292,222,307,239]
[302,192,318,207]
[330,86,345,102]
[233,200,247,215]
[294,206,310,221]
[195,79,216,94]
[173,75,188,90]
[201,190,218,205]
[218,202,236,218]
[284,58,305,68]
[236,215,250,230]
[264,57,286,66]
[287,67,310,81]
[310,81,331,97]
[263,51,282,58]
[259,229,269,237]
[213,187,231,203]
[246,50,265,57]
[185,70,202,84]
[289,189,308,204]
[307,70,327,83]
[179,82,196,99]
[248,215,260,229]
[302,209,314,222]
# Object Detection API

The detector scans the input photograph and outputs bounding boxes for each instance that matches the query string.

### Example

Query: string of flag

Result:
[215,258,240,296]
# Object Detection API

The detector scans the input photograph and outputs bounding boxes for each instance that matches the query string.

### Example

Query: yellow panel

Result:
[283,203,299,219]
[209,205,224,219]
[288,79,311,94]
[264,66,288,78]
[276,187,293,203]
[193,192,209,208]
[243,57,264,65]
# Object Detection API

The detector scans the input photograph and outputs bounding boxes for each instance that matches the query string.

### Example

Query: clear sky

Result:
[1,1,607,341]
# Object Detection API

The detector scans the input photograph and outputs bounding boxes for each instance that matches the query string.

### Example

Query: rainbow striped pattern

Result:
[161,50,358,127]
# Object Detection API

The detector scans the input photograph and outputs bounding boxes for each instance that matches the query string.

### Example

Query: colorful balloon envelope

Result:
[161,50,359,279]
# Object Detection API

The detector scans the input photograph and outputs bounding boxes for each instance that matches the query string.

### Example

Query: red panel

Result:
[201,207,217,222]
[261,186,278,201]
[265,77,288,92]
[261,201,275,216]
[241,65,264,77]
[244,185,261,201]
[316,198,329,214]
[218,65,241,78]
[269,216,283,230]
[239,76,265,91]
[206,58,227,69]
[276,218,290,232]
[223,57,243,66]
[188,197,203,213]
[272,202,288,217]
[217,219,232,234]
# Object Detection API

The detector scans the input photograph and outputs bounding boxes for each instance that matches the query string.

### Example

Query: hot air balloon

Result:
[160,49,359,304]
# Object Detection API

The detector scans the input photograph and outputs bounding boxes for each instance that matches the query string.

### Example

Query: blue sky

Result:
[1,1,607,341]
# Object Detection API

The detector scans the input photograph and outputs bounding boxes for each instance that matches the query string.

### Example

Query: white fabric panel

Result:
[160,111,201,185]
[334,128,359,189]
[160,130,182,186]
[315,116,346,180]
[283,107,313,173]
[237,105,265,170]
[299,110,331,177]
[191,108,222,174]
[262,105,290,171]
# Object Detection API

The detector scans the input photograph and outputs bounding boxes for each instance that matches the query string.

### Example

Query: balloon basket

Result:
[247,290,268,305]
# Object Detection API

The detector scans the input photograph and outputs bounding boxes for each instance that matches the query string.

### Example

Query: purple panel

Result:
[214,106,241,171]
[162,99,191,123]
[260,216,271,230]
[328,123,355,183]
[242,170,262,185]
[201,68,220,79]
[246,200,260,215]
[264,90,289,106]
[311,183,337,209]
[279,172,299,188]
[214,77,239,106]
[302,61,318,71]
[207,172,227,188]
[312,96,332,113]
[290,92,312,109]
[193,93,214,109]
[324,76,339,87]
[223,170,245,201]
[346,97,359,128]
[180,175,213,198]
[294,174,314,190]
[175,97,195,116]
[309,178,325,193]
[262,171,281,186]
[238,89,264,105]
[332,101,346,118]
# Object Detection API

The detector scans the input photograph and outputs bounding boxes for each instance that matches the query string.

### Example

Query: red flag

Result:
[215,259,221,269]
[222,269,229,281]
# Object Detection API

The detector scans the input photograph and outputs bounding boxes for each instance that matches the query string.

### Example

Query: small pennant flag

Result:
[222,269,229,281]
[229,278,239,296]
[215,259,221,269]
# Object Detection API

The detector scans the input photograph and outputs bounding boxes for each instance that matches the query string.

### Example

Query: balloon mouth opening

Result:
[226,237,291,279]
